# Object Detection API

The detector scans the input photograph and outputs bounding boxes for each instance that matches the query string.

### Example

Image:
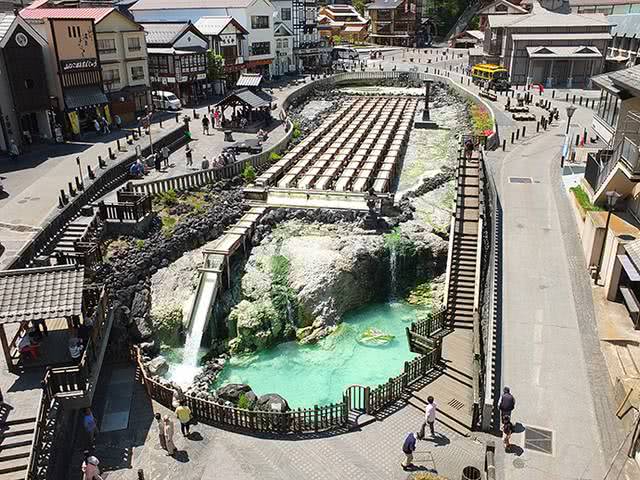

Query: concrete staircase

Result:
[0,417,36,480]
[52,215,98,258]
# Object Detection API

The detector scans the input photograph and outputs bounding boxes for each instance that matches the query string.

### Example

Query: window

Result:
[251,15,269,29]
[98,38,116,54]
[127,37,142,52]
[282,38,288,48]
[250,41,270,55]
[67,25,81,38]
[131,66,145,81]
[24,79,34,89]
[276,39,282,49]
[103,69,120,85]
[281,7,291,20]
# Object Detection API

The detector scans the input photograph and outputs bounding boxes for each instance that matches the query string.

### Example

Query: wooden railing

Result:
[410,307,448,338]
[98,192,152,222]
[26,372,53,480]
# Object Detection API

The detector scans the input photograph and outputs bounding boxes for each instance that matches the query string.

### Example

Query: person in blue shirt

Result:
[401,431,417,470]
[83,408,98,446]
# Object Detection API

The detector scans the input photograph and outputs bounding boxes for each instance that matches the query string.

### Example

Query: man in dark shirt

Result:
[498,386,516,419]
[401,431,417,470]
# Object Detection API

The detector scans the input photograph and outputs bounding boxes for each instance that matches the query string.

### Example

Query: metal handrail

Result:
[442,214,456,310]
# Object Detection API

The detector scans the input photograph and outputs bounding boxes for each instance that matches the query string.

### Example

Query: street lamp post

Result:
[594,190,621,285]
[565,104,577,135]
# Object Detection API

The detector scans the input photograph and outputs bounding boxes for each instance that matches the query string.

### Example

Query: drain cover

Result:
[447,398,465,411]
[509,177,533,184]
[513,458,526,469]
[524,426,553,455]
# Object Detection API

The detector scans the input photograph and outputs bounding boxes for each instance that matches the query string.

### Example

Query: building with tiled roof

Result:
[365,0,421,47]
[318,4,368,44]
[21,4,151,133]
[483,0,611,86]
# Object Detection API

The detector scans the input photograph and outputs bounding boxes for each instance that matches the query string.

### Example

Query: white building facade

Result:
[272,0,294,76]
[130,0,277,77]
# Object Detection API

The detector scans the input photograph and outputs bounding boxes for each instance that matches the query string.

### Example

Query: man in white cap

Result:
[81,451,103,480]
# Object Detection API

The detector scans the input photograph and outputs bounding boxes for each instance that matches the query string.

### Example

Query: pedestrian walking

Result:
[502,415,513,449]
[154,152,162,171]
[93,118,100,134]
[213,108,220,128]
[401,431,417,470]
[175,400,192,436]
[163,415,176,456]
[83,408,98,446]
[420,395,437,438]
[155,412,166,450]
[185,144,193,168]
[202,115,210,135]
[498,386,515,419]
[161,145,170,169]
[201,155,209,170]
[81,451,103,480]
[101,116,110,134]
[114,114,122,130]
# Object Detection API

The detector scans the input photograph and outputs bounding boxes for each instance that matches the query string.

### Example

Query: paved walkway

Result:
[486,105,625,478]
[68,365,485,480]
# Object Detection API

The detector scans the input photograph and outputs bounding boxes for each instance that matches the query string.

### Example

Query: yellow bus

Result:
[471,64,510,91]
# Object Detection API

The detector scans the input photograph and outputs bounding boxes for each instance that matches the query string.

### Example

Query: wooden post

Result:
[0,325,15,373]
[314,405,319,432]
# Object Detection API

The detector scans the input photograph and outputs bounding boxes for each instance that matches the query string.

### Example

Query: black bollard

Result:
[117,139,122,151]
[552,90,555,99]
[566,93,569,101]
[572,94,576,104]
[176,113,179,123]
[138,470,145,480]
[108,147,115,159]
[575,134,580,146]
[98,155,106,168]
[68,182,76,197]
[88,165,95,179]
[511,131,515,144]
[537,121,540,133]
[137,126,142,136]
[58,195,64,209]
[522,126,526,137]
[579,96,583,106]
[159,118,163,128]
[516,129,520,140]
[502,139,506,151]
[75,176,83,191]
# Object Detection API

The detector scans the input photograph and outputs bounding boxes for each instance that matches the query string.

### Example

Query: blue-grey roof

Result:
[609,14,640,37]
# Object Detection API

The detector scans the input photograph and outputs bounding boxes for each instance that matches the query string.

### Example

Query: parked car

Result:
[152,91,181,111]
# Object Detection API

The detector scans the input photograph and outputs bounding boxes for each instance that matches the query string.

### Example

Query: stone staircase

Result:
[448,155,481,331]
[0,416,36,480]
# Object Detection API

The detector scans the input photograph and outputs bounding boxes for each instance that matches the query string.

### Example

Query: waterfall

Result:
[389,247,399,299]
[174,272,218,386]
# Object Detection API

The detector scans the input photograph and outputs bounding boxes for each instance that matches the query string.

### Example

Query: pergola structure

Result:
[0,264,101,373]
[215,87,273,129]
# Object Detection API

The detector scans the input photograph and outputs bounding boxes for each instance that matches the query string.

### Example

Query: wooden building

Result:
[365,0,421,47]
[142,22,208,107]
[0,13,53,153]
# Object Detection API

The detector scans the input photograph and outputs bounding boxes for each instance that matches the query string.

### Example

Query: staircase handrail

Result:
[443,214,456,311]
[26,371,53,480]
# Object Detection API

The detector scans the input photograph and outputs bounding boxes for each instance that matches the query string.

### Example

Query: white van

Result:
[152,90,181,110]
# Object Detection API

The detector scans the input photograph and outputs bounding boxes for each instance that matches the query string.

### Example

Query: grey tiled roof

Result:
[0,13,14,42]
[625,239,640,270]
[0,265,85,324]
[64,86,109,110]
[594,64,640,95]
[141,23,188,45]
[365,0,403,10]
[609,14,640,37]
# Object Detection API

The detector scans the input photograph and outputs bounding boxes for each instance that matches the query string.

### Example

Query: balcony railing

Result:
[584,136,640,194]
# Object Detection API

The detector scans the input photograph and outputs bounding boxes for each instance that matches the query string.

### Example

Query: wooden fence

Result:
[98,191,152,222]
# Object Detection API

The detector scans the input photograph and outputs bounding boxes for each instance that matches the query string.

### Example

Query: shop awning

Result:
[236,73,262,88]
[64,86,108,110]
[618,255,640,281]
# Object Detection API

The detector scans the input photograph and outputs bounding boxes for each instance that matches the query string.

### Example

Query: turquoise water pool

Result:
[213,301,424,407]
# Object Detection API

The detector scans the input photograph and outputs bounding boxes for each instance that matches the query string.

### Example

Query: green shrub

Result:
[237,393,252,410]
[242,164,256,183]
[161,215,177,237]
[292,121,302,139]
[157,189,178,208]
[270,151,282,162]
[570,185,603,211]
[135,239,145,250]
[384,227,416,257]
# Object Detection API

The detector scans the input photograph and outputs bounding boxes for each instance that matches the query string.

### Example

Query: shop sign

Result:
[60,58,98,72]
[196,73,207,80]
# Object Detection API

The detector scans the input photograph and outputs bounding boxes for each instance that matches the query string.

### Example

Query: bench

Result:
[620,286,640,329]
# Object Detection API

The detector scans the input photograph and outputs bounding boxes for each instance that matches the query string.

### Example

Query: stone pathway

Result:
[69,368,486,480]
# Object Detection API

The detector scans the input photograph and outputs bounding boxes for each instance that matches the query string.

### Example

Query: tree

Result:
[352,0,366,15]
[331,34,342,45]
[207,51,224,81]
